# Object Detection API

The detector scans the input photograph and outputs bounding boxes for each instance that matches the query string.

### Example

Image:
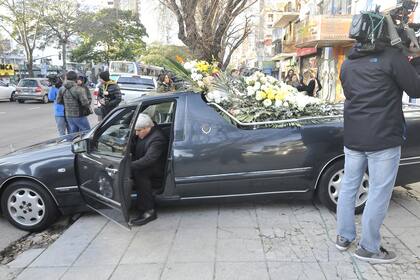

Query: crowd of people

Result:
[283,69,322,97]
[47,70,122,135]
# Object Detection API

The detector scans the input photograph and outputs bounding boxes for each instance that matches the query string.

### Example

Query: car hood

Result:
[0,133,80,165]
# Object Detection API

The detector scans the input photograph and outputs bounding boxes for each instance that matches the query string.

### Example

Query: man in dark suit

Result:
[130,113,168,226]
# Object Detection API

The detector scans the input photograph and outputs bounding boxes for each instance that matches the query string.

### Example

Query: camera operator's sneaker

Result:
[336,235,352,251]
[354,246,397,264]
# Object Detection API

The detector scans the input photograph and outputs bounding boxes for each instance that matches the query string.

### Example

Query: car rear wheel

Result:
[17,99,24,103]
[1,180,59,232]
[42,95,49,104]
[10,91,16,102]
[317,160,369,214]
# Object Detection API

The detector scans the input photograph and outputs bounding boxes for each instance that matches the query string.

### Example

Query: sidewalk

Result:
[2,184,420,280]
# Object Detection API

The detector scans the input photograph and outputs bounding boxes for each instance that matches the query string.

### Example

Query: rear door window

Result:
[18,80,37,87]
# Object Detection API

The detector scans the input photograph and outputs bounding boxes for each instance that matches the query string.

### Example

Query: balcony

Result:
[273,12,300,29]
[295,15,355,48]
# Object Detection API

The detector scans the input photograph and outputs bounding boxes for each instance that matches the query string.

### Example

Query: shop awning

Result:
[272,53,297,61]
[273,13,300,28]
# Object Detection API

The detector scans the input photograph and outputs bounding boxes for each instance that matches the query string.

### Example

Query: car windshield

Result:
[117,76,155,88]
[18,79,38,87]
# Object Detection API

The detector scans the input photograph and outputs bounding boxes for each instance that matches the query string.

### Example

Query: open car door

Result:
[73,106,138,229]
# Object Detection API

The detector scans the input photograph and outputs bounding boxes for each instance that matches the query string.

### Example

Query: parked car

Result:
[0,80,16,101]
[15,78,50,104]
[116,74,157,102]
[1,92,420,232]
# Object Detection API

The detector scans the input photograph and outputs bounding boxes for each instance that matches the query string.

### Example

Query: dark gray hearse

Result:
[1,92,420,231]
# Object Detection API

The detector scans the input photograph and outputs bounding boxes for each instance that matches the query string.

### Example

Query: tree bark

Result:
[62,41,67,70]
[27,52,34,77]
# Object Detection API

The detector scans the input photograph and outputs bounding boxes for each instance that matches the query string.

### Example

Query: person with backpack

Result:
[57,71,91,133]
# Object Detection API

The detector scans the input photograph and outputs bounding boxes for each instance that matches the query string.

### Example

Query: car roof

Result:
[121,91,195,107]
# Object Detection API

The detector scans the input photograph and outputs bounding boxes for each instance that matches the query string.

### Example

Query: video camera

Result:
[47,74,63,88]
[349,0,420,54]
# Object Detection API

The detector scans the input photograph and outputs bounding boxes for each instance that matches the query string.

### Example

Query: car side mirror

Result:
[72,138,89,154]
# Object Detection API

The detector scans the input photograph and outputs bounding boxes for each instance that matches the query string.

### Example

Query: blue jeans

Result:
[55,116,69,136]
[337,146,401,253]
[67,117,91,134]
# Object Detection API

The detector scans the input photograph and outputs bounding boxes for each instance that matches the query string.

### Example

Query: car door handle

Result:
[105,167,118,175]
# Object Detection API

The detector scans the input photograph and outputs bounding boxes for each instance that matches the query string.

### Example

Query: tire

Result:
[10,91,16,102]
[316,160,369,214]
[42,95,49,104]
[17,99,24,104]
[1,180,59,232]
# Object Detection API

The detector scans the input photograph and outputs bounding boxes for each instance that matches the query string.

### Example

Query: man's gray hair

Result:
[135,113,154,129]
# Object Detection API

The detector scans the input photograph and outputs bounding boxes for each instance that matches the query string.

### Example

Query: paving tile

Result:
[29,215,108,267]
[7,248,45,268]
[0,265,21,280]
[120,228,176,264]
[319,261,382,280]
[73,221,135,267]
[61,265,115,280]
[161,262,214,280]
[218,227,260,240]
[109,263,163,280]
[168,228,217,263]
[260,227,317,262]
[178,205,218,229]
[268,262,326,280]
[255,203,296,227]
[133,208,181,232]
[215,262,269,280]
[384,201,420,229]
[218,204,258,228]
[216,238,265,262]
[16,267,67,280]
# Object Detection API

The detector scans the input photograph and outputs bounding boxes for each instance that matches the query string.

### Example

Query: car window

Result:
[117,76,155,87]
[92,107,136,157]
[40,80,49,87]
[141,101,175,124]
[18,79,37,87]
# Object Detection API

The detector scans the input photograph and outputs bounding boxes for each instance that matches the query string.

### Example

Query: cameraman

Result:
[48,75,68,136]
[337,43,420,263]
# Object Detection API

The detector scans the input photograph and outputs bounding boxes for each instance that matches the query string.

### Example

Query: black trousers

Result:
[132,168,157,212]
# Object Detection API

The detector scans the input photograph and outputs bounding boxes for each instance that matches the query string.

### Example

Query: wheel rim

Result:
[328,169,369,207]
[7,188,46,226]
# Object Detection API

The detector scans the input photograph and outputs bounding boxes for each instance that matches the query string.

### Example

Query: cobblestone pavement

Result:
[1,184,420,280]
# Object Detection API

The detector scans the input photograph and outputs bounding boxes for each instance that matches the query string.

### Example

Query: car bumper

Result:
[15,94,45,100]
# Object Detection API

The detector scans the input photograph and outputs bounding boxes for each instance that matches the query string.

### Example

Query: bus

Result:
[108,61,163,79]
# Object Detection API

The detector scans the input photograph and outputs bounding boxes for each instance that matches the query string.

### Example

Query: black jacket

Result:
[131,126,168,172]
[340,47,420,151]
[99,82,122,117]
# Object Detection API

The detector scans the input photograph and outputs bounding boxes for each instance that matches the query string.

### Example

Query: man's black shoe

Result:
[129,210,157,226]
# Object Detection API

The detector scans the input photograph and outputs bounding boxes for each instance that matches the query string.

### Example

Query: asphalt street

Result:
[0,100,96,252]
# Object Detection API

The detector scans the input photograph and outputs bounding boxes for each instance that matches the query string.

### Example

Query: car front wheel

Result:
[10,91,16,102]
[1,180,59,232]
[317,160,369,214]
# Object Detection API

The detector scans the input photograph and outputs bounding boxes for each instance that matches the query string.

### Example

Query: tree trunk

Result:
[62,42,67,71]
[27,52,34,77]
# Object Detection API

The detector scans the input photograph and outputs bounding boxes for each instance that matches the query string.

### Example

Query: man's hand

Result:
[408,46,420,57]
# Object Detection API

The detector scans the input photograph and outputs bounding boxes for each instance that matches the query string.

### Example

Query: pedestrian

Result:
[302,70,321,97]
[130,113,168,226]
[284,69,295,85]
[77,74,92,105]
[290,74,301,88]
[337,45,420,263]
[97,70,122,118]
[157,74,175,92]
[48,75,68,136]
[57,71,91,133]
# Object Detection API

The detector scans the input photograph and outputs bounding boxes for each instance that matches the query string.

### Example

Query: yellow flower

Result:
[196,61,210,73]
[275,89,289,101]
[176,55,184,64]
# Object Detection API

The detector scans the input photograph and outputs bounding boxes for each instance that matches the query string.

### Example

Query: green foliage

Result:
[70,8,147,63]
[140,44,193,67]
